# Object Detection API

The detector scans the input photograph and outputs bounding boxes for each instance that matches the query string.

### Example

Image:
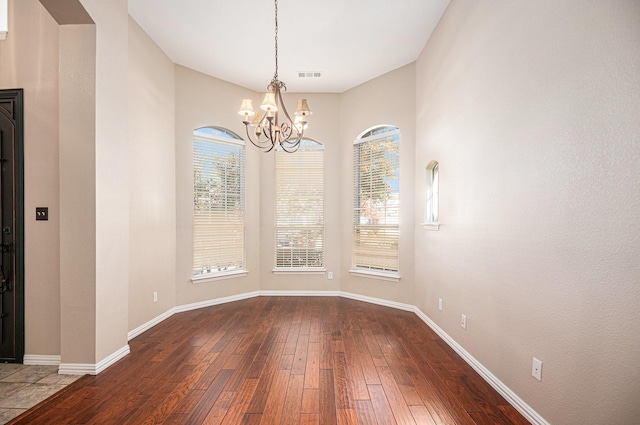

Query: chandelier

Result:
[238,0,312,153]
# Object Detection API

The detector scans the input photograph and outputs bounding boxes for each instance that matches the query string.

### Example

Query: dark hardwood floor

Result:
[10,297,530,424]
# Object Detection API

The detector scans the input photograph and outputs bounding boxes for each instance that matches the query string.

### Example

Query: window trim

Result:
[422,223,440,231]
[352,125,400,278]
[191,269,249,284]
[192,126,247,280]
[422,160,439,231]
[354,128,400,145]
[272,268,326,275]
[349,268,401,282]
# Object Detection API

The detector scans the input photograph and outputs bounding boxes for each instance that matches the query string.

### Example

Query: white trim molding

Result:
[128,308,176,341]
[58,344,130,375]
[58,363,95,375]
[23,354,61,366]
[421,222,440,231]
[191,269,248,284]
[349,269,400,282]
[272,268,326,275]
[413,308,550,425]
[340,291,414,312]
[128,291,261,342]
[124,290,549,424]
[260,290,340,297]
[174,290,260,314]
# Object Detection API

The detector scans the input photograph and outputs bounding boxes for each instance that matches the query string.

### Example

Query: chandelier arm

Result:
[244,123,278,153]
[264,141,277,153]
[280,140,301,153]
[274,85,303,141]
[261,113,277,146]
[265,117,281,152]
[280,123,293,141]
[283,136,303,150]
[244,124,267,149]
[266,114,276,143]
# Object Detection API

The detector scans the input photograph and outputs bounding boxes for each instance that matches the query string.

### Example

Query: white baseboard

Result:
[57,363,95,375]
[339,291,414,312]
[125,290,547,424]
[95,345,130,374]
[23,354,61,366]
[174,290,261,314]
[260,290,340,297]
[58,344,130,375]
[413,308,549,425]
[128,308,176,340]
[259,290,414,313]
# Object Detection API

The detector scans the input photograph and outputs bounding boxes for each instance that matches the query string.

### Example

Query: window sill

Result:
[191,269,248,284]
[272,268,326,275]
[421,222,440,231]
[349,269,400,282]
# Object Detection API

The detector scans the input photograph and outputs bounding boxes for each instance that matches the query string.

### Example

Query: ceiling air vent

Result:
[298,71,322,78]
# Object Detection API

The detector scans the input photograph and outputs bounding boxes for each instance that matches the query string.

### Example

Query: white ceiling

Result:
[128,0,450,93]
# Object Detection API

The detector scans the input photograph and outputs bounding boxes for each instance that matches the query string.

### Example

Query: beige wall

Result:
[0,0,61,357]
[128,16,176,331]
[414,1,640,424]
[339,64,417,305]
[78,0,130,363]
[59,23,97,364]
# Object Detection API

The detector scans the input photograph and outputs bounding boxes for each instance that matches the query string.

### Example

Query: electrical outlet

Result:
[438,298,443,311]
[153,291,158,303]
[327,271,333,280]
[461,314,467,330]
[532,357,542,381]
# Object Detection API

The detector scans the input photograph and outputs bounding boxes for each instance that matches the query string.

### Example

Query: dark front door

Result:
[0,89,24,363]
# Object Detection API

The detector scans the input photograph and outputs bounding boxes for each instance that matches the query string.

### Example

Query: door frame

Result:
[0,88,25,363]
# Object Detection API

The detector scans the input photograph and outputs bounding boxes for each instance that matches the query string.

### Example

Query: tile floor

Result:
[0,364,81,424]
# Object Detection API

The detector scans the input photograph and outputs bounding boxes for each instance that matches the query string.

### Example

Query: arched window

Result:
[352,125,400,277]
[192,127,246,280]
[424,160,439,229]
[274,139,324,270]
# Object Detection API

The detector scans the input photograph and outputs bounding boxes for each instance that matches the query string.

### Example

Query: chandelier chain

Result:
[274,0,278,81]
[238,0,311,153]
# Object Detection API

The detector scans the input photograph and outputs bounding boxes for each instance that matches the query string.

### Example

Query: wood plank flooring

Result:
[9,297,530,424]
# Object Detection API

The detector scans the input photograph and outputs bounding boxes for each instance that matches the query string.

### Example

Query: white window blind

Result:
[193,127,245,277]
[275,139,324,269]
[353,127,400,273]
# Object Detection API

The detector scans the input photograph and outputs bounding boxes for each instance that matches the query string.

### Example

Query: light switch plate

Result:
[36,207,48,221]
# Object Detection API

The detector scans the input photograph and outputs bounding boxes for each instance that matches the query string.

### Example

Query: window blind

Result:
[353,128,399,273]
[193,128,245,277]
[275,140,324,269]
